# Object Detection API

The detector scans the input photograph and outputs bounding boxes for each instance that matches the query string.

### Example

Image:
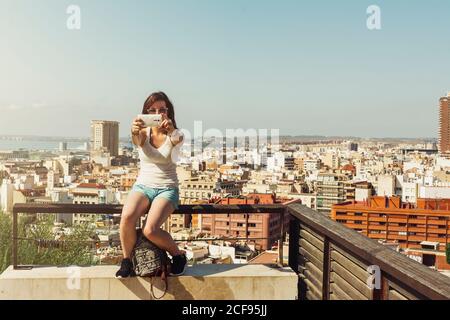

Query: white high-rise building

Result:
[59,142,67,152]
[46,170,60,196]
[0,179,14,214]
[377,175,395,197]
[90,120,119,157]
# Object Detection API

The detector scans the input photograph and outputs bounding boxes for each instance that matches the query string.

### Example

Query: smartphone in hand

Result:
[137,114,162,127]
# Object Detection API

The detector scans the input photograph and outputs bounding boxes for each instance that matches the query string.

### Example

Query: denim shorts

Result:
[131,184,180,210]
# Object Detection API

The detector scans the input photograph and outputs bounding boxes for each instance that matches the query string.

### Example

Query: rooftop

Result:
[333,196,450,215]
[76,183,106,189]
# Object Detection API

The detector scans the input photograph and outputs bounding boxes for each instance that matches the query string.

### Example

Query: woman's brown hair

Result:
[142,91,178,129]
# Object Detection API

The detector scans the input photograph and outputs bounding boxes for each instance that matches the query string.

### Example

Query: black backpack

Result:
[131,228,170,299]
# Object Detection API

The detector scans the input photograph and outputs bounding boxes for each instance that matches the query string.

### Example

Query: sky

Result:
[0,0,449,138]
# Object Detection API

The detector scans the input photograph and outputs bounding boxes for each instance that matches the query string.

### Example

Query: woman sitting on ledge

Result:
[116,91,186,278]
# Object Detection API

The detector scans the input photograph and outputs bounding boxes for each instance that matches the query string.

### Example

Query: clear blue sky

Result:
[0,0,449,138]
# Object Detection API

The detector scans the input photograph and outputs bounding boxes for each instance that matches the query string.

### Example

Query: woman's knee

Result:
[120,210,139,226]
[142,225,159,239]
[120,193,149,225]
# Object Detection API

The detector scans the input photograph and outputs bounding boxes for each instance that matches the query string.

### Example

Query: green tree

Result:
[0,213,12,274]
[0,213,98,274]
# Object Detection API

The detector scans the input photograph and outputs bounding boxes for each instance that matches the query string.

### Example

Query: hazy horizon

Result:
[0,132,438,142]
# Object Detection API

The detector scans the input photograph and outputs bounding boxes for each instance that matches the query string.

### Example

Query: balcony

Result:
[1,203,450,300]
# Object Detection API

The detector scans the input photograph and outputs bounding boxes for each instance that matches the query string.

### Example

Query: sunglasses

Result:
[147,107,168,114]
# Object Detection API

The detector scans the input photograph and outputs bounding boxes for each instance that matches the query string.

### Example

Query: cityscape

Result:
[1,1,450,302]
[1,93,450,299]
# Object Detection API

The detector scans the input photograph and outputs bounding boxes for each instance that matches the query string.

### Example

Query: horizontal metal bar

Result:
[13,203,285,214]
[14,236,276,243]
[12,203,285,270]
[175,237,275,242]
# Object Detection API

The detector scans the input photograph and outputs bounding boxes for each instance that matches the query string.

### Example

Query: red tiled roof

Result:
[341,164,356,171]
[77,183,106,189]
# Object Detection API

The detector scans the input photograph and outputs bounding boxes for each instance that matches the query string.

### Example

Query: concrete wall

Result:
[0,264,298,300]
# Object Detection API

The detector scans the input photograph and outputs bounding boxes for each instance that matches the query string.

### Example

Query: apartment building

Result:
[71,183,113,224]
[439,93,450,154]
[90,120,119,157]
[316,173,347,215]
[331,196,450,270]
[201,193,290,250]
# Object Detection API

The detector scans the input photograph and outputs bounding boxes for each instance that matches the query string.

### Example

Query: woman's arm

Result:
[169,129,185,163]
[131,118,147,147]
[131,129,147,147]
[168,129,184,146]
[159,114,184,146]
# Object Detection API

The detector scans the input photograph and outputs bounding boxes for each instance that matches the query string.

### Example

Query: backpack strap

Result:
[149,253,169,300]
[150,273,168,300]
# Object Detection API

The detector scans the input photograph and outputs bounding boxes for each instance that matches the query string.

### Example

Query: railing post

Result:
[288,213,299,273]
[380,275,389,300]
[245,213,249,243]
[372,274,389,300]
[13,208,18,269]
[322,237,331,300]
[278,209,285,267]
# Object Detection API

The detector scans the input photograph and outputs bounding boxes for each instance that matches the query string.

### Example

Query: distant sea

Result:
[0,139,87,151]
[0,138,133,152]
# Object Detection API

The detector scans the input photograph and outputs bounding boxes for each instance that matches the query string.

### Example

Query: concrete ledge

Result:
[0,264,298,300]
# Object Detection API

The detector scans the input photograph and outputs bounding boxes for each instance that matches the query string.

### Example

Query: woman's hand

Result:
[159,113,175,134]
[131,118,145,136]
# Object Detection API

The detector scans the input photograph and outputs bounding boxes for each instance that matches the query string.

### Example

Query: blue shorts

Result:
[131,184,180,210]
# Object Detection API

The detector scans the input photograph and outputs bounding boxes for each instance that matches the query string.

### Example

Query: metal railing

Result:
[11,202,450,300]
[12,203,286,269]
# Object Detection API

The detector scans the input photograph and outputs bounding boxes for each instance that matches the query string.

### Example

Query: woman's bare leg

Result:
[142,198,184,256]
[119,191,150,258]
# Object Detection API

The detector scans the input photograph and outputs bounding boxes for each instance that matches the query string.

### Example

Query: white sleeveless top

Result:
[135,127,182,188]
